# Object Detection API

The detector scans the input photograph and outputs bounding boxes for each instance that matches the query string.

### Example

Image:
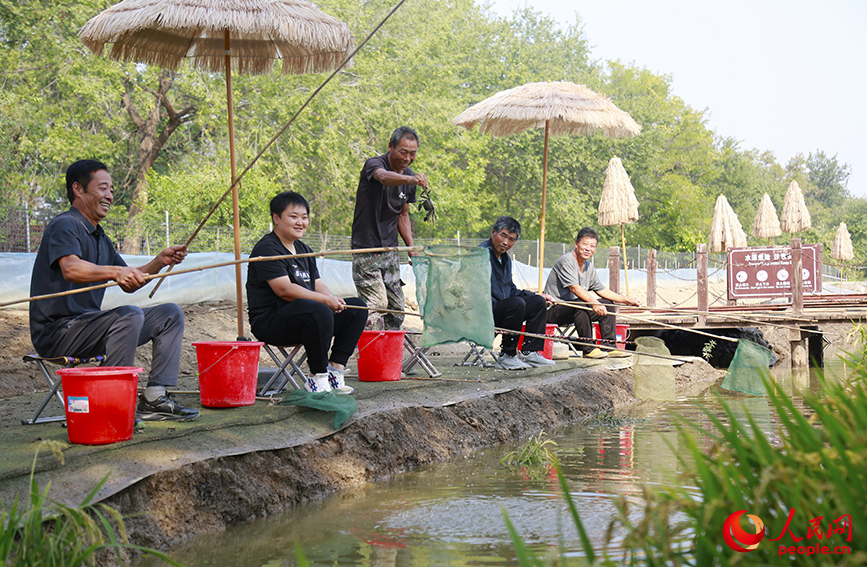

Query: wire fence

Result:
[2,206,862,284]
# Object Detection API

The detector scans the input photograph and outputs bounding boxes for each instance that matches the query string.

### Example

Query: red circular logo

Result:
[723,510,765,552]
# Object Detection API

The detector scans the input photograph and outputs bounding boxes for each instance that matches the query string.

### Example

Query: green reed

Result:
[0,441,182,567]
[506,326,867,566]
[501,430,560,470]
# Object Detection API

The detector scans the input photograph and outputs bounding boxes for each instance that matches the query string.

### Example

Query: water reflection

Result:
[139,361,845,567]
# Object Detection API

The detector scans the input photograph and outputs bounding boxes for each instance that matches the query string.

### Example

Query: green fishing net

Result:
[720,339,774,396]
[413,246,495,349]
[633,336,676,401]
[279,389,357,429]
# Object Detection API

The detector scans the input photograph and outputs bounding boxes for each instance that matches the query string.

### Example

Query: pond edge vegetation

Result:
[506,326,867,566]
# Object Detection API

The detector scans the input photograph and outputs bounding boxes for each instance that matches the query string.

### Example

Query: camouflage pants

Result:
[352,251,404,330]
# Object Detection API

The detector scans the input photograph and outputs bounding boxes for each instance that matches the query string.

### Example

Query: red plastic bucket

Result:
[193,341,263,407]
[516,323,558,360]
[357,330,406,382]
[592,323,630,349]
[57,366,142,445]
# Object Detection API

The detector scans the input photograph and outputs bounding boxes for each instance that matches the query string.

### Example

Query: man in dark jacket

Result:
[479,216,555,370]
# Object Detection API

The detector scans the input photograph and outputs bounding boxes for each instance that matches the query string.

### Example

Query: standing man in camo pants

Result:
[351,126,428,329]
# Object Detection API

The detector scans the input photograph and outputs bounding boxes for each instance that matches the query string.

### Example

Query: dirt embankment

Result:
[101,361,719,558]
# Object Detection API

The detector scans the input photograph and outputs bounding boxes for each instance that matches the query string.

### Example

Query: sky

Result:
[487,0,867,199]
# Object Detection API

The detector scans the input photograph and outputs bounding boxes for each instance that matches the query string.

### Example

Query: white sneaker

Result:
[304,372,333,393]
[520,351,556,367]
[328,369,354,394]
[496,353,530,370]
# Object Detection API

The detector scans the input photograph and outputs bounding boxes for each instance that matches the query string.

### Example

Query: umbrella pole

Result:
[538,120,549,293]
[621,223,629,296]
[225,31,245,340]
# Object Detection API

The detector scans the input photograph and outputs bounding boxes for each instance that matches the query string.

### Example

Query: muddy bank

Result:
[102,361,720,558]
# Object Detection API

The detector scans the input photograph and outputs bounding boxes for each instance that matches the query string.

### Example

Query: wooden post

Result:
[790,238,807,368]
[608,246,620,295]
[815,243,823,294]
[696,243,708,326]
[647,249,657,307]
[791,238,803,315]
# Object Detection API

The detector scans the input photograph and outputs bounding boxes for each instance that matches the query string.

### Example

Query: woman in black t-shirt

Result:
[247,192,367,393]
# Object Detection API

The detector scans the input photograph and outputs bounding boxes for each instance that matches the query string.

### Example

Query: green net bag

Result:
[720,339,773,396]
[413,246,495,349]
[278,389,357,429]
[634,336,677,401]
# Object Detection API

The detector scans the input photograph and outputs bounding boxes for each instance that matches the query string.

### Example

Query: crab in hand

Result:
[417,187,437,223]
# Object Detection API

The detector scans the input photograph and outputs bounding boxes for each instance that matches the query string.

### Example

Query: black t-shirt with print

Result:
[246,232,319,324]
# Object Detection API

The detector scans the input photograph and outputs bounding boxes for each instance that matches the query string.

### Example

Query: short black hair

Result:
[270,191,310,218]
[389,126,419,148]
[492,216,522,240]
[65,159,108,203]
[576,227,599,243]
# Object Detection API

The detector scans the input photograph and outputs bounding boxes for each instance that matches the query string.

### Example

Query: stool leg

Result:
[22,360,67,425]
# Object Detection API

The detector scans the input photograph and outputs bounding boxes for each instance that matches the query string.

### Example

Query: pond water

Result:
[137,361,849,567]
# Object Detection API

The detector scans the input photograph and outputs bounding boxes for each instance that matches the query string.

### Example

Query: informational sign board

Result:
[727,244,820,299]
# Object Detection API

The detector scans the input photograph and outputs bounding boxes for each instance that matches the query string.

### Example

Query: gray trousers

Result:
[39,304,184,388]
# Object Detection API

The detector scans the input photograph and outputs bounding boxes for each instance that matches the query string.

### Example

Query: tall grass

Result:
[507,327,867,566]
[0,441,182,567]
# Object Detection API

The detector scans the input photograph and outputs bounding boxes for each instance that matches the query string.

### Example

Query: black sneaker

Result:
[136,394,200,422]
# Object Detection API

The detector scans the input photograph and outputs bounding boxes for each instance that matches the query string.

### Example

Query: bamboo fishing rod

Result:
[574,300,823,335]
[3,246,423,309]
[626,308,824,336]
[621,302,815,323]
[342,304,423,317]
[553,299,740,343]
[342,305,691,363]
[493,326,692,364]
[149,0,410,299]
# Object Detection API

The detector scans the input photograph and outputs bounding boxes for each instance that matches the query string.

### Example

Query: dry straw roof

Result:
[780,180,812,234]
[832,222,854,261]
[598,156,639,226]
[451,81,641,138]
[708,195,748,253]
[751,193,781,239]
[79,0,355,75]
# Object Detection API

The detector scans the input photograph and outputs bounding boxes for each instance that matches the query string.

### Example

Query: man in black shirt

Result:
[479,216,556,370]
[248,191,367,393]
[29,159,198,421]
[351,126,427,330]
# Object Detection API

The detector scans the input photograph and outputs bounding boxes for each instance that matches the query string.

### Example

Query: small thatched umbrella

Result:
[832,222,855,292]
[80,0,354,338]
[598,156,639,295]
[452,81,641,291]
[751,193,781,244]
[708,195,748,253]
[780,180,812,237]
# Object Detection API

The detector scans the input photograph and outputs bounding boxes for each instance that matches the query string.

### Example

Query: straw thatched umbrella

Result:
[751,193,781,244]
[80,0,354,338]
[598,156,639,295]
[708,195,748,253]
[780,180,812,236]
[832,222,854,292]
[451,81,641,291]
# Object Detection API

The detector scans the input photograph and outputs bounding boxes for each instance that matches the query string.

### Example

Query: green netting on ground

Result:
[413,246,495,349]
[278,390,358,429]
[720,339,773,396]
[634,336,676,401]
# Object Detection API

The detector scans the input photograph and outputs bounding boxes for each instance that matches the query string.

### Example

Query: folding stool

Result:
[22,354,105,425]
[402,332,442,377]
[258,345,308,395]
[554,324,584,356]
[456,340,499,368]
